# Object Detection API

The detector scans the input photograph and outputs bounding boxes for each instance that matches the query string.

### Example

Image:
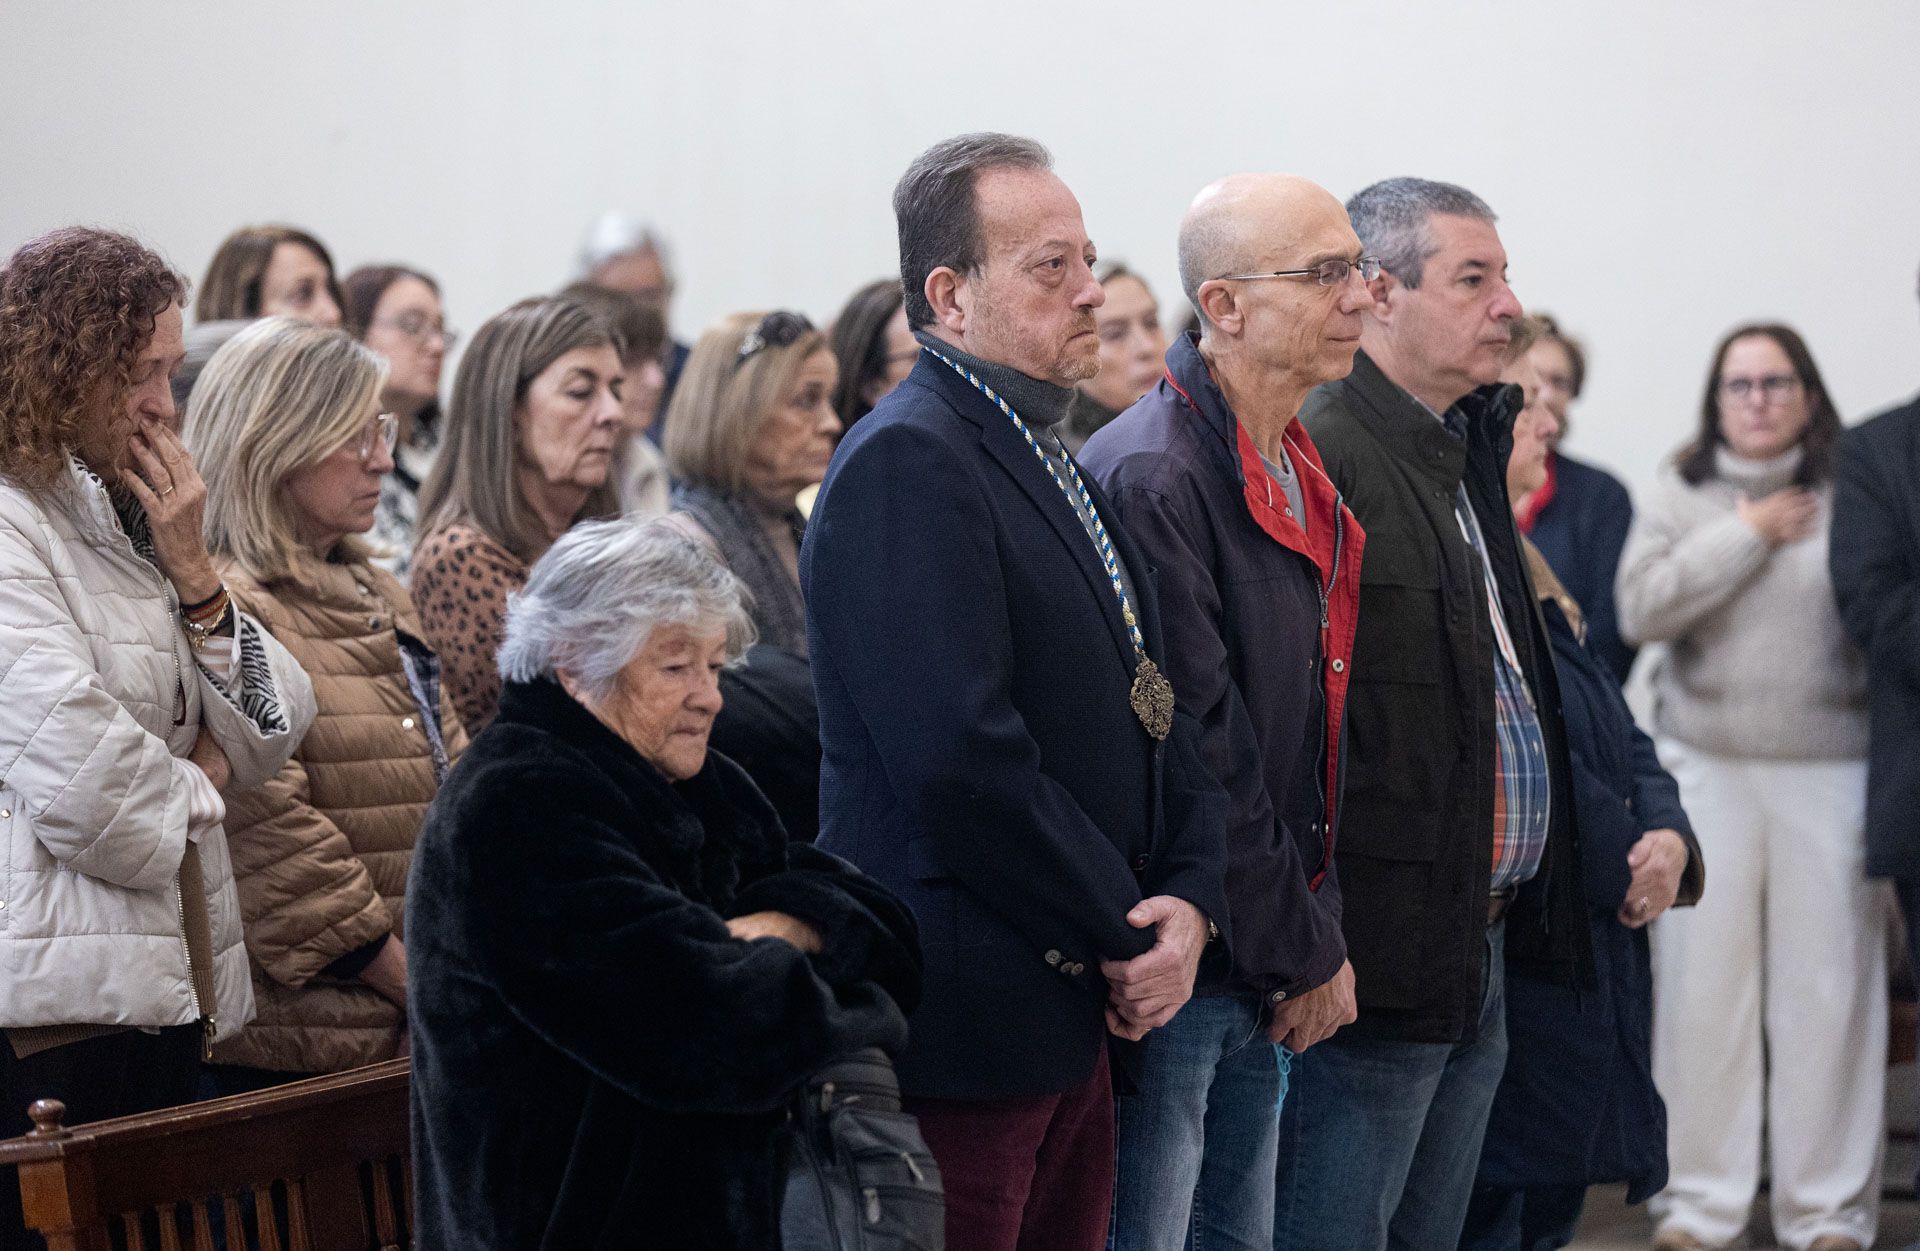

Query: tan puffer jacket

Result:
[212,557,468,1074]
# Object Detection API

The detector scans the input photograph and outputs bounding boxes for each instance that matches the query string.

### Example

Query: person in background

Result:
[804,132,1228,1251]
[1516,315,1636,684]
[827,278,917,432]
[1829,264,1920,1243]
[408,517,919,1249]
[576,213,689,426]
[410,296,624,733]
[663,310,840,657]
[1276,177,1588,1251]
[0,228,314,1250]
[341,265,456,582]
[1063,262,1167,454]
[1461,316,1701,1251]
[1618,324,1880,1251]
[661,310,839,840]
[195,224,344,328]
[184,318,467,1090]
[558,281,671,516]
[1080,173,1367,1251]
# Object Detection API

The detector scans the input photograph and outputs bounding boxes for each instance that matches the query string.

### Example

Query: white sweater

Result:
[0,458,315,1039]
[1616,446,1866,761]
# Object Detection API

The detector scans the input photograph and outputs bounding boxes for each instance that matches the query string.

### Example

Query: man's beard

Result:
[973,298,1097,385]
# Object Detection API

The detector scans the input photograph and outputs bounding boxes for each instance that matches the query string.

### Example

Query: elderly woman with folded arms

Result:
[408,517,920,1248]
[0,228,314,1244]
[183,318,467,1091]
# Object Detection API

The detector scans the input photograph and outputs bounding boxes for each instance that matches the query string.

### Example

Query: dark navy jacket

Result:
[802,352,1231,1100]
[1830,395,1920,881]
[1478,552,1702,1203]
[1523,450,1637,685]
[1080,335,1361,1005]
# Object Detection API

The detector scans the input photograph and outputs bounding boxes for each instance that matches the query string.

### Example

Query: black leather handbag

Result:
[780,1048,944,1250]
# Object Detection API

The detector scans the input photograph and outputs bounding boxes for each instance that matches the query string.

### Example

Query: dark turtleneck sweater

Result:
[913,331,1142,617]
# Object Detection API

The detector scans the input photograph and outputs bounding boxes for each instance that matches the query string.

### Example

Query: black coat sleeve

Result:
[1831,424,1920,688]
[456,755,910,1118]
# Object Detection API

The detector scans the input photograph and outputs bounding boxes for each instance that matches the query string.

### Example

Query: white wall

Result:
[4,0,1917,498]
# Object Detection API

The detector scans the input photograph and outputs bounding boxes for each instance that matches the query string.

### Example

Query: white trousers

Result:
[1649,741,1887,1250]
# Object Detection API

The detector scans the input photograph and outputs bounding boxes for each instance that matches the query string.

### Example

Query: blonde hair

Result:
[663,311,828,496]
[185,317,386,580]
[416,296,622,565]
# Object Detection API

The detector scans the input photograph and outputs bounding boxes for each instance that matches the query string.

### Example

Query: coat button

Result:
[1270,990,1287,1003]
[1045,949,1062,966]
[1132,855,1150,872]
[0,808,10,820]
[1331,659,1345,673]
[1068,962,1084,975]
[402,717,416,730]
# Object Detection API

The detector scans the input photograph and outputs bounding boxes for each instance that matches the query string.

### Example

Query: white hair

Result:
[498,516,755,701]
[576,212,676,282]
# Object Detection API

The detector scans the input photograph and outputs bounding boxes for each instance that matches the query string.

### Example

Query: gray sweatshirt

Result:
[1616,445,1866,760]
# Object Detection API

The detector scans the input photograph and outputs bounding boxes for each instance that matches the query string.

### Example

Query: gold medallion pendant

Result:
[1130,657,1176,741]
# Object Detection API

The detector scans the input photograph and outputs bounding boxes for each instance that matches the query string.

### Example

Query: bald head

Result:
[1178,174,1350,331]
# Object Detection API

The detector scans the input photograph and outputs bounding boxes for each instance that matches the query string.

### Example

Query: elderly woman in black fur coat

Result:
[406,516,921,1250]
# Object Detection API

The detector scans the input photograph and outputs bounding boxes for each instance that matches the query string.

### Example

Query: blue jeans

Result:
[1112,992,1289,1251]
[1274,921,1509,1251]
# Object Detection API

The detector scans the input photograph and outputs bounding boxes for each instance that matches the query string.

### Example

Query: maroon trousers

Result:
[904,1043,1114,1251]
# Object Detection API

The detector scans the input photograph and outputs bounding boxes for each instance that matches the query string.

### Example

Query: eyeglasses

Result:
[356,412,399,464]
[1215,256,1383,287]
[372,312,459,350]
[1718,374,1802,403]
[736,310,814,365]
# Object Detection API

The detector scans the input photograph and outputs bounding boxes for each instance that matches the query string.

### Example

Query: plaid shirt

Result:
[1420,401,1551,894]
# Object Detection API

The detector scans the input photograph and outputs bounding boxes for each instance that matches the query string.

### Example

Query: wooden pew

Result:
[0,1059,410,1251]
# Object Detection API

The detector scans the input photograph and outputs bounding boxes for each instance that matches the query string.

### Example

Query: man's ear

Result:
[925,266,968,336]
[1363,272,1398,325]
[1196,279,1239,337]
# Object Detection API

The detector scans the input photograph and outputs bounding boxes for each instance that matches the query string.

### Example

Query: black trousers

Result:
[1,1025,201,1251]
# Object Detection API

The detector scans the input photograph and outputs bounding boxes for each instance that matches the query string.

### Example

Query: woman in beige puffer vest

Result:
[185,317,468,1082]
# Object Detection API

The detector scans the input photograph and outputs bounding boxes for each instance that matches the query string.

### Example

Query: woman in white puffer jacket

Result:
[0,229,314,1196]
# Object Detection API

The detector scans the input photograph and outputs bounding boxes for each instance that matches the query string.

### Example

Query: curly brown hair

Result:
[0,228,188,491]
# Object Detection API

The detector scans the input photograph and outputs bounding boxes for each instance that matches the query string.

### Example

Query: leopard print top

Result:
[410,523,528,735]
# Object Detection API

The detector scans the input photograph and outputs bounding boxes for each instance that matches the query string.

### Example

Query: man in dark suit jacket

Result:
[802,132,1229,1251]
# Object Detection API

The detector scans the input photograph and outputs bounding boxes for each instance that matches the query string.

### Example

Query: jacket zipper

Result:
[174,874,214,1059]
[1310,494,1345,879]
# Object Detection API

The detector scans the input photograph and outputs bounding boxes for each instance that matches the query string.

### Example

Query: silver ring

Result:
[1638,897,1650,912]
[158,485,175,496]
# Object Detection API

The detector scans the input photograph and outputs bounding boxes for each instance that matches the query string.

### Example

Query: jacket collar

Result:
[907,351,1149,677]
[1337,350,1522,485]
[493,677,782,876]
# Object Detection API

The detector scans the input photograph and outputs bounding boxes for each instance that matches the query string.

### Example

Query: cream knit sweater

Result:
[1616,445,1866,760]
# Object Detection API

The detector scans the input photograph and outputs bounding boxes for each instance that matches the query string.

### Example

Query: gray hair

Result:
[1345,177,1496,289]
[1177,212,1246,332]
[576,212,676,283]
[498,516,757,702]
[171,319,251,412]
[894,132,1052,330]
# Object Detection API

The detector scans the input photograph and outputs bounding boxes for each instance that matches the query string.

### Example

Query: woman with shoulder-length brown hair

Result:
[0,228,313,1244]
[1617,323,1880,1251]
[664,310,840,656]
[409,296,624,733]
[196,224,344,328]
[184,317,468,1091]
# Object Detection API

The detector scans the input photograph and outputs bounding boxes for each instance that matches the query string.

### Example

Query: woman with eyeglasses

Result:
[660,311,840,841]
[1617,324,1881,1251]
[827,278,917,434]
[410,296,624,733]
[183,317,467,1091]
[342,265,458,582]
